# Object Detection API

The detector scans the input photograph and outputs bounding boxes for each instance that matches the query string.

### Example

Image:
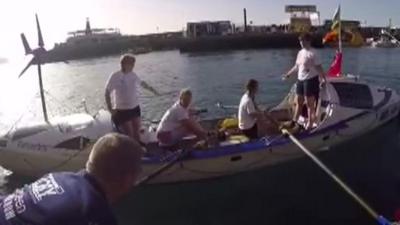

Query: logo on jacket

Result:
[31,174,64,203]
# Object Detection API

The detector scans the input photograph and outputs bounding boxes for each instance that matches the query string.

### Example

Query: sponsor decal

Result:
[2,189,26,220]
[17,141,48,152]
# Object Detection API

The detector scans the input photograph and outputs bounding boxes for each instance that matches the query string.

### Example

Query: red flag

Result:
[328,51,342,77]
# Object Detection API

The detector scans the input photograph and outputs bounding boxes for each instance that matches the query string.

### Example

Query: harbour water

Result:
[0,48,400,224]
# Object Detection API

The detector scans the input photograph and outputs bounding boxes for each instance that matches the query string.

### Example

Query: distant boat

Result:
[370,29,400,48]
[124,46,152,55]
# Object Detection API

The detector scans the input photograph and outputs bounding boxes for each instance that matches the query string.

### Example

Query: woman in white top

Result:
[105,54,160,143]
[156,89,208,147]
[238,79,266,139]
[283,33,327,130]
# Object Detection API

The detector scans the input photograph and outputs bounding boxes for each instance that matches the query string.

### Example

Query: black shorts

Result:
[296,76,320,97]
[241,123,258,139]
[112,106,141,127]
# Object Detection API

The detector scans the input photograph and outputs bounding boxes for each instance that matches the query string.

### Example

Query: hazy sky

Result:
[1,0,399,58]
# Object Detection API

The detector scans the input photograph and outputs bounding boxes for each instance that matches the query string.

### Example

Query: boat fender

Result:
[220,118,238,129]
[228,135,249,143]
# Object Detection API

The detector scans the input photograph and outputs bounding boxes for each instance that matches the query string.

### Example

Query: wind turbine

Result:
[19,14,49,123]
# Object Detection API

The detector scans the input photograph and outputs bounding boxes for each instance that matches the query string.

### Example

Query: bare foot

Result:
[305,122,313,130]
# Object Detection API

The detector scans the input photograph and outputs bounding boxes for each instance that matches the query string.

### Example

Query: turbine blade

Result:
[20,33,32,55]
[35,14,44,47]
[19,57,35,78]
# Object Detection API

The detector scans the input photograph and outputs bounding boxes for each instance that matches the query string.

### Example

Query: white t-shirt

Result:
[105,71,141,110]
[296,48,321,81]
[157,102,190,133]
[238,92,257,130]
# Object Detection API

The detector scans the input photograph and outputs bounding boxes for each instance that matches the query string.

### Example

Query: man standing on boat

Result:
[105,54,160,143]
[0,133,143,225]
[283,33,327,130]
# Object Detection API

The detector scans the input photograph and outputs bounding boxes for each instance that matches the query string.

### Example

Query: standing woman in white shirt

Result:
[105,54,160,143]
[283,33,327,130]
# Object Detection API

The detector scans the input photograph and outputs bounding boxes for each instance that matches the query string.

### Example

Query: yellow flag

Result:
[331,5,341,30]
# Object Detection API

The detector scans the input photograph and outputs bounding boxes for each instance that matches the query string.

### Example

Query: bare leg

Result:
[305,95,317,130]
[118,121,135,139]
[130,117,142,143]
[293,95,305,122]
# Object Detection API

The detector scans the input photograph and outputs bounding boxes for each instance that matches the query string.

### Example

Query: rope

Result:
[44,90,78,115]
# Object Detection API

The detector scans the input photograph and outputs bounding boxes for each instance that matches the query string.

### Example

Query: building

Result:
[323,20,361,31]
[285,5,320,32]
[186,21,232,38]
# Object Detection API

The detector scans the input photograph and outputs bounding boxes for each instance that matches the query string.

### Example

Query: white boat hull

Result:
[1,76,400,184]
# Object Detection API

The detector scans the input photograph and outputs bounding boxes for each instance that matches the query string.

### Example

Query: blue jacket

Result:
[0,171,117,225]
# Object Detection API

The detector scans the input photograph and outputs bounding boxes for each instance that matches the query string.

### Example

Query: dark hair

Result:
[120,54,136,66]
[299,33,312,42]
[246,79,258,93]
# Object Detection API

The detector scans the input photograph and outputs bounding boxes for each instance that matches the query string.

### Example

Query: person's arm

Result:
[247,99,263,119]
[188,108,207,116]
[140,81,161,96]
[284,64,298,78]
[284,51,301,79]
[315,64,326,83]
[105,89,113,113]
[182,119,207,139]
[313,50,326,84]
[249,111,264,120]
[104,75,114,113]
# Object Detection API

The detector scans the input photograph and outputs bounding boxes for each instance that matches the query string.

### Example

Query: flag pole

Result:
[338,5,342,52]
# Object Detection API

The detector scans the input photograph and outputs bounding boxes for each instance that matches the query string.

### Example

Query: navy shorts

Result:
[296,76,320,97]
[112,106,141,126]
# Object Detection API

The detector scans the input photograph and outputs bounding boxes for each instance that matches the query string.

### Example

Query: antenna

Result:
[19,14,49,123]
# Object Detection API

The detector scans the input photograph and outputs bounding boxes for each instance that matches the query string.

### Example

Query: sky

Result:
[1,0,400,59]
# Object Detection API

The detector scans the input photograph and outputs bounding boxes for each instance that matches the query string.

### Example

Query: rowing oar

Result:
[217,100,394,224]
[136,149,190,185]
[256,106,394,224]
[279,128,393,225]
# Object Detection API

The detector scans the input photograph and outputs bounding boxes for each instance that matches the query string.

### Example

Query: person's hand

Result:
[320,79,326,89]
[282,73,290,81]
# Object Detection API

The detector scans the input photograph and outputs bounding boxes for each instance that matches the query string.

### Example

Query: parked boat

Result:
[371,30,400,48]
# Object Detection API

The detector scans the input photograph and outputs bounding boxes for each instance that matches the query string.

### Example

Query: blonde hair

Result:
[179,88,192,99]
[86,133,143,182]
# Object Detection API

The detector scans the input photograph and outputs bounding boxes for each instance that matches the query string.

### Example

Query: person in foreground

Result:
[0,133,143,225]
[283,33,326,130]
[156,88,209,148]
[105,54,160,143]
